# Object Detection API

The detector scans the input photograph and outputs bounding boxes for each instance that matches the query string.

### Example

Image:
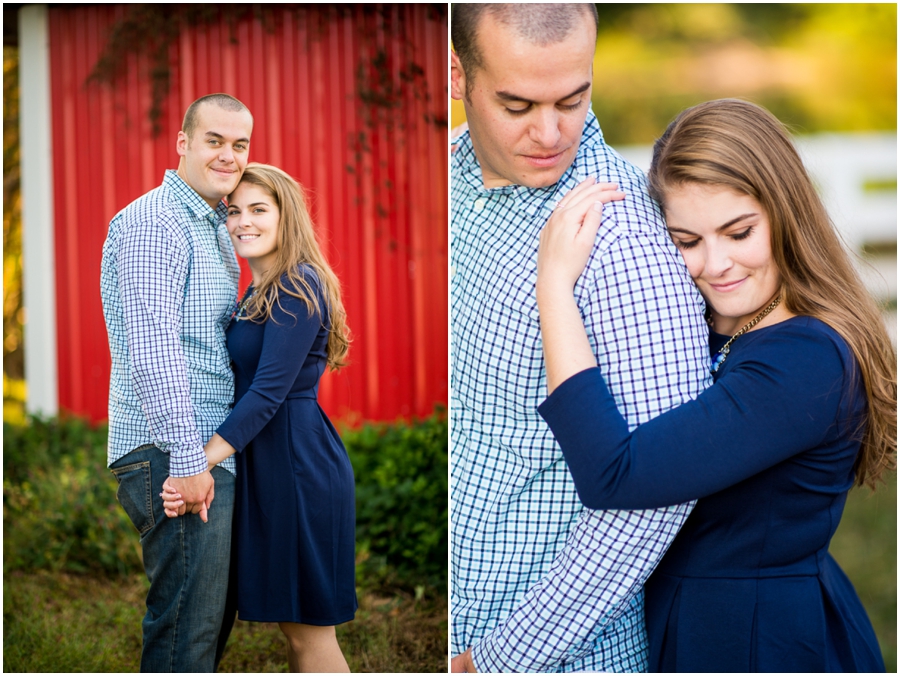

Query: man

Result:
[449,5,711,672]
[101,93,253,672]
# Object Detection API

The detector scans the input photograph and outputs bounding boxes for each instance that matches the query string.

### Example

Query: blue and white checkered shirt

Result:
[101,170,239,477]
[450,111,712,672]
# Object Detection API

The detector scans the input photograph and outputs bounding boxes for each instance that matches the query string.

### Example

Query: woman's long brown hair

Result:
[648,99,896,489]
[231,163,350,370]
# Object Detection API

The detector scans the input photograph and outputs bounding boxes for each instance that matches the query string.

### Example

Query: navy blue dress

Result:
[217,266,357,625]
[538,316,885,672]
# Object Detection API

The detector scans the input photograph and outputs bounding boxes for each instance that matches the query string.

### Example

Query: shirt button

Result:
[450,265,456,278]
[474,198,486,211]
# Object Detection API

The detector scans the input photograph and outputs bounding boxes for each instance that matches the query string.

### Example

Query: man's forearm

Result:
[469,502,693,672]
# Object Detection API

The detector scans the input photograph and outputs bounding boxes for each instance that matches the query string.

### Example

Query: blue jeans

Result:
[111,445,236,672]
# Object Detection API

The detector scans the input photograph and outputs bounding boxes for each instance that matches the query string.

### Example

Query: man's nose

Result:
[218,144,235,163]
[529,108,561,148]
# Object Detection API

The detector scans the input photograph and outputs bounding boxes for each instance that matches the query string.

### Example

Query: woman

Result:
[535,99,895,672]
[163,163,356,672]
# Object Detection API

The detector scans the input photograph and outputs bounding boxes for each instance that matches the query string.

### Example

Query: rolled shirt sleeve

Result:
[116,213,209,477]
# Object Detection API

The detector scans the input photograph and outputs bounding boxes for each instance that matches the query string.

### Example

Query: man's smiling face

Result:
[176,102,253,208]
[451,12,596,189]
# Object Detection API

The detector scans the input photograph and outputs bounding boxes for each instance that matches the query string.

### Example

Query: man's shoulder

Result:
[110,181,190,234]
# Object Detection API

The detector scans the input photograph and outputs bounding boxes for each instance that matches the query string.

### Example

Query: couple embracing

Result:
[450,4,894,673]
[101,94,355,673]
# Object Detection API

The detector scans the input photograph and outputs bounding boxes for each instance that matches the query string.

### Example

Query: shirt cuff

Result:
[471,638,507,674]
[166,445,210,477]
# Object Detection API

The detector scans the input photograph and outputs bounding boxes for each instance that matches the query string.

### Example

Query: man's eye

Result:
[506,106,530,116]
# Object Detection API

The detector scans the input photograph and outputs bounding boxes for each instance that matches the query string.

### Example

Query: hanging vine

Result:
[86,4,447,136]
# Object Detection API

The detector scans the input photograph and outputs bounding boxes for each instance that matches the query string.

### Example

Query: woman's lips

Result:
[709,278,747,293]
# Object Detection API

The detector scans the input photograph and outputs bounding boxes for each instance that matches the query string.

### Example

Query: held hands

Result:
[537,177,625,293]
[161,471,214,523]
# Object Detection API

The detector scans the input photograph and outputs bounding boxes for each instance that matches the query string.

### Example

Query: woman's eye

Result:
[731,227,753,241]
[674,239,699,250]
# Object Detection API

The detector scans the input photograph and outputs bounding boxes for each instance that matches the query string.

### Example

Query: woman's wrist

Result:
[536,275,576,305]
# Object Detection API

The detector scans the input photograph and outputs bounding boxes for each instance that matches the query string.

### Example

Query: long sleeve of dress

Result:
[216,273,324,453]
[538,318,858,511]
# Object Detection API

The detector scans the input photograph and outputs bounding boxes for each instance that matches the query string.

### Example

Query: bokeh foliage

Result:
[4,46,22,380]
[3,412,448,590]
[450,4,898,143]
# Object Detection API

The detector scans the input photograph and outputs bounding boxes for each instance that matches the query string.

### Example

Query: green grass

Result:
[829,473,897,672]
[3,571,448,673]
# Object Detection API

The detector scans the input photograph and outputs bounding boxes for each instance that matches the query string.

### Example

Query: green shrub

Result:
[3,416,141,576]
[3,410,449,590]
[343,407,448,589]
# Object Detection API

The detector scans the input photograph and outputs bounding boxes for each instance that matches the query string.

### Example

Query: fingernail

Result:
[593,202,602,212]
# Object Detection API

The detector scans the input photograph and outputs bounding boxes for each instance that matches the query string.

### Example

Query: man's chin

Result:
[517,170,567,189]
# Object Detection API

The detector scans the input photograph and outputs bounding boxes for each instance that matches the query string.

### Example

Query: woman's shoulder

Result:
[751,315,855,373]
[278,263,322,294]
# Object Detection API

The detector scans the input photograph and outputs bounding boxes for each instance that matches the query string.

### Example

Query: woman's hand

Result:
[536,178,624,394]
[160,478,209,522]
[537,178,625,293]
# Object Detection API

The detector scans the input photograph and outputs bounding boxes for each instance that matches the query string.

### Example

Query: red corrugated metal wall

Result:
[47,5,448,424]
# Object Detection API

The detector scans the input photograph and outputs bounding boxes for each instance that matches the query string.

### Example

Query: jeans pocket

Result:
[110,461,155,535]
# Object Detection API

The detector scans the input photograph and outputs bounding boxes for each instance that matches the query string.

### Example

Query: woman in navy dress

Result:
[534,99,895,672]
[164,163,356,672]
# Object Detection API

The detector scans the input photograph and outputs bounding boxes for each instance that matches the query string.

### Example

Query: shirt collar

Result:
[163,169,229,226]
[452,111,608,212]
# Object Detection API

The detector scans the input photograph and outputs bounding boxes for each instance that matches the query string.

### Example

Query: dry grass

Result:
[3,571,447,673]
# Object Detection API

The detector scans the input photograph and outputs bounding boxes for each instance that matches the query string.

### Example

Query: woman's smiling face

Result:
[664,183,783,335]
[226,182,280,273]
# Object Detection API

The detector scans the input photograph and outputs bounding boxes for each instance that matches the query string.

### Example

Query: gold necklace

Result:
[709,293,782,374]
[233,288,256,320]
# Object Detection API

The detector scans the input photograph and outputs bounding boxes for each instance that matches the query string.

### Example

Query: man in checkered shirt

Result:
[450,5,712,672]
[101,94,252,672]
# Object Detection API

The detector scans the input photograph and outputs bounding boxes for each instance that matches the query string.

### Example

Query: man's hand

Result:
[164,470,215,523]
[451,649,477,673]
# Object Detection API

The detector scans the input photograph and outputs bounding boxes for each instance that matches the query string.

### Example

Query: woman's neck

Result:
[247,260,266,288]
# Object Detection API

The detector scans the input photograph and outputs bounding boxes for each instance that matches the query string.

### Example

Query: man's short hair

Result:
[451,3,599,98]
[182,93,252,141]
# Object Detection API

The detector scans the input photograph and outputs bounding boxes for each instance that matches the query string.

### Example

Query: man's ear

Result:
[450,51,466,102]
[176,131,188,158]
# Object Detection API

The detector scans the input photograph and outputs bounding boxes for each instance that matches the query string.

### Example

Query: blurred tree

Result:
[4,45,23,380]
[590,3,897,144]
[450,4,897,145]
